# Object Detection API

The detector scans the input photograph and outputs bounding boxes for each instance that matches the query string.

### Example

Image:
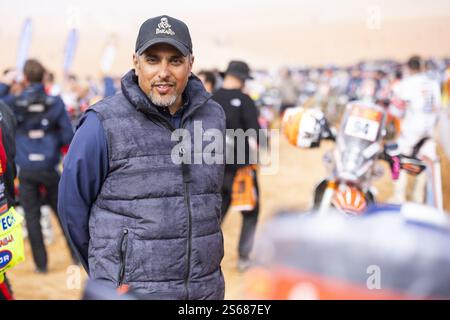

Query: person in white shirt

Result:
[390,56,441,204]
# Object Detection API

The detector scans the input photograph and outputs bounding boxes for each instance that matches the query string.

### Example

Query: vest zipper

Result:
[179,99,210,300]
[183,182,192,299]
[117,229,129,287]
[141,98,210,299]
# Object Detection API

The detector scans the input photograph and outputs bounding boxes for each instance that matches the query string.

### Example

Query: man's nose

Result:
[158,61,171,80]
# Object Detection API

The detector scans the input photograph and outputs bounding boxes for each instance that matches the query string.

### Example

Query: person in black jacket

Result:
[212,60,261,272]
[0,60,78,273]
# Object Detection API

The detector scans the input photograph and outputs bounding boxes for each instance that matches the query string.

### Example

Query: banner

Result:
[16,18,33,72]
[63,28,79,75]
[100,35,118,74]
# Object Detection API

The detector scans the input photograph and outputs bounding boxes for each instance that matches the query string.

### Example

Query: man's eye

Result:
[146,57,158,63]
[171,59,183,65]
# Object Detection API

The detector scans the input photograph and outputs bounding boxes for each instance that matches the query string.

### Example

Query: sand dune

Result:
[1,15,450,78]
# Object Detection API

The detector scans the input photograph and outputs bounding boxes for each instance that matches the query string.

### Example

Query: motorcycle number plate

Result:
[344,116,380,142]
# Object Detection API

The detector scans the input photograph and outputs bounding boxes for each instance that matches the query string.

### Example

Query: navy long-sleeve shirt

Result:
[58,112,108,271]
[58,103,187,272]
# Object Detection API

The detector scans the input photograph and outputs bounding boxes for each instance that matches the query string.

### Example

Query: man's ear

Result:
[188,55,194,74]
[133,54,139,75]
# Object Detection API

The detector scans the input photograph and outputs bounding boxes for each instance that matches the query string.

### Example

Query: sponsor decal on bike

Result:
[0,234,14,249]
[0,211,16,233]
[0,250,12,269]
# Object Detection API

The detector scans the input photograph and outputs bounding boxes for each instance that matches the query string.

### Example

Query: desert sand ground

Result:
[6,135,450,300]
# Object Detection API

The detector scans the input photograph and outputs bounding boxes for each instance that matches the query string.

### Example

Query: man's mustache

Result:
[151,82,175,87]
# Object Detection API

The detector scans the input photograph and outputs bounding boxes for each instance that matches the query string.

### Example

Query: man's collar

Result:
[26,83,45,92]
[122,70,210,120]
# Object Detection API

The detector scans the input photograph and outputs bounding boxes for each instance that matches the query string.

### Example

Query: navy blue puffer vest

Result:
[88,70,225,299]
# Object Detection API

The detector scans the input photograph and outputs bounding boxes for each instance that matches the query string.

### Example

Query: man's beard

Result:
[148,91,178,108]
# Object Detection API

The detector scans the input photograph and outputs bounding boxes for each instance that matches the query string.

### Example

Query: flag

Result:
[16,18,33,72]
[63,28,79,75]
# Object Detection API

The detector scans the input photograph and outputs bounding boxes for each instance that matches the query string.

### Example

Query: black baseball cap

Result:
[135,15,192,56]
[222,60,253,81]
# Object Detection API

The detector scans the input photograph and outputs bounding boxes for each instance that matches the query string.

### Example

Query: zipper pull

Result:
[121,229,129,250]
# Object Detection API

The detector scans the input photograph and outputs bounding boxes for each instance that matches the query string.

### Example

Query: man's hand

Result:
[1,69,19,86]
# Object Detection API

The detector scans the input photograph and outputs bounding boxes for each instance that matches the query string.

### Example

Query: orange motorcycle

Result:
[282,100,425,216]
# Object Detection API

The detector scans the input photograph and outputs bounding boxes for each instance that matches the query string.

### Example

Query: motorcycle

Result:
[282,100,426,216]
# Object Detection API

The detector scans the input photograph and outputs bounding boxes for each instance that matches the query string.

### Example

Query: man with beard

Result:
[58,15,226,299]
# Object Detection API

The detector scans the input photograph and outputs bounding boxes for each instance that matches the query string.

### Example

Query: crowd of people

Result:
[0,13,449,300]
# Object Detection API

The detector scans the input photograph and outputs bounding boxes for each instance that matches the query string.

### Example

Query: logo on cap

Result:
[156,17,175,36]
